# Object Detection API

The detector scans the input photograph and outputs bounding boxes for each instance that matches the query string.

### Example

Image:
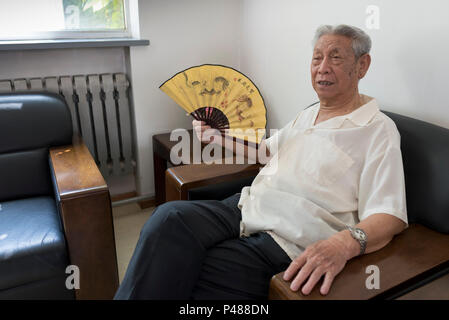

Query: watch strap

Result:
[346,226,367,256]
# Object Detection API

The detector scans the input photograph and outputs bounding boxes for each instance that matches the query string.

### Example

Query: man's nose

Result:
[318,57,331,74]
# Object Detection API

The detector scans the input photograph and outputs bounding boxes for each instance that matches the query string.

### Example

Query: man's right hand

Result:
[192,120,223,146]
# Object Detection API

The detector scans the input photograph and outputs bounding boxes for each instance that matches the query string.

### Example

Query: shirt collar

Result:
[313,95,379,129]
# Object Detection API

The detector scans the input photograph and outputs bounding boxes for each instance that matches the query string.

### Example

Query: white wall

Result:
[0,47,127,80]
[240,0,449,132]
[129,0,243,196]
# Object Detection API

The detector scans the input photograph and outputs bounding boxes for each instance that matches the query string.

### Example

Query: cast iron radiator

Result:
[0,74,135,178]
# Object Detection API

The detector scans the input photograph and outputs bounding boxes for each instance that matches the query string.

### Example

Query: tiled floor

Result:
[112,203,155,284]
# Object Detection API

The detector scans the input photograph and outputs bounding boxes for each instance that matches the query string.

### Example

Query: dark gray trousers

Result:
[114,193,291,300]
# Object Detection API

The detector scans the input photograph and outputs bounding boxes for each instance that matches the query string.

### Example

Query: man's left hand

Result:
[282,234,354,296]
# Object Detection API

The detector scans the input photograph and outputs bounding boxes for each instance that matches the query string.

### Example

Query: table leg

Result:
[153,150,167,206]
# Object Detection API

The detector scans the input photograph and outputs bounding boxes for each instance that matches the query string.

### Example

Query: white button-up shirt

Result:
[237,95,408,260]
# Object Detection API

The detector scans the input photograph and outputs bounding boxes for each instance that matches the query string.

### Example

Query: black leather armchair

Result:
[165,110,449,299]
[0,92,119,299]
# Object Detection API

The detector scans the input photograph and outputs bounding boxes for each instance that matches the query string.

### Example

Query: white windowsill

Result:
[0,38,149,51]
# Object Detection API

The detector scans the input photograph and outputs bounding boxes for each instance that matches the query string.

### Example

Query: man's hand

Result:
[282,214,406,296]
[282,233,356,296]
[192,120,223,146]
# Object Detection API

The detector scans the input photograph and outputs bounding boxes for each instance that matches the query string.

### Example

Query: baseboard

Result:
[138,197,157,210]
[111,191,137,202]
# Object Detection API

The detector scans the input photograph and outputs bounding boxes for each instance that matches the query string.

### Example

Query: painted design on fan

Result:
[229,94,252,126]
[220,99,229,109]
[234,106,254,127]
[183,72,230,96]
[232,94,252,108]
[236,106,245,122]
[234,77,255,94]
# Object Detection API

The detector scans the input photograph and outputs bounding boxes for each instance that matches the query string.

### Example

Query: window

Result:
[0,0,131,40]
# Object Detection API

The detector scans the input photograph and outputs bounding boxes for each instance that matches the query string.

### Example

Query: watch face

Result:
[355,229,366,240]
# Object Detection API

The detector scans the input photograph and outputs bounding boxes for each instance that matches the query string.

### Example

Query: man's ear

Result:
[358,54,371,79]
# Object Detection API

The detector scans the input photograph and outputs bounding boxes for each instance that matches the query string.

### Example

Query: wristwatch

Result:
[346,226,367,256]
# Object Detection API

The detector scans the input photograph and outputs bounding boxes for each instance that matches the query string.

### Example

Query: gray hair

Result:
[312,24,372,59]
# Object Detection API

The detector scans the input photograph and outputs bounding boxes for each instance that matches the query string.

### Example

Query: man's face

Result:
[311,34,362,101]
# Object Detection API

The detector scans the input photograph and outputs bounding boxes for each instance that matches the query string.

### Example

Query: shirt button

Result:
[267,176,271,181]
[304,129,313,134]
[250,195,255,200]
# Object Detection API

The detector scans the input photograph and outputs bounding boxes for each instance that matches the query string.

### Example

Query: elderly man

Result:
[115,24,407,299]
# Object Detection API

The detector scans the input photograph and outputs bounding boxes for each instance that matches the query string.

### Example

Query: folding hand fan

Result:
[159,64,267,145]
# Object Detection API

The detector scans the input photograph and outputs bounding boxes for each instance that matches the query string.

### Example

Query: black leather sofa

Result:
[0,92,119,299]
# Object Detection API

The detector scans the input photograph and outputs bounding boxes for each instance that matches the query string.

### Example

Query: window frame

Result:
[0,0,132,41]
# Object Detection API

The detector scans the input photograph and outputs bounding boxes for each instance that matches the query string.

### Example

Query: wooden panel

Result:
[153,147,168,205]
[165,169,188,201]
[50,138,107,199]
[138,197,157,210]
[0,80,12,93]
[153,130,186,164]
[13,79,28,91]
[114,73,133,174]
[165,161,261,203]
[60,76,80,136]
[74,76,96,160]
[397,272,449,300]
[269,224,449,300]
[111,191,137,202]
[88,75,108,177]
[167,162,261,191]
[102,74,122,175]
[50,140,118,299]
[59,189,119,300]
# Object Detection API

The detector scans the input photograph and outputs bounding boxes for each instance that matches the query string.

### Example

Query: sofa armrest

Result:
[165,162,262,202]
[49,137,119,300]
[269,224,449,300]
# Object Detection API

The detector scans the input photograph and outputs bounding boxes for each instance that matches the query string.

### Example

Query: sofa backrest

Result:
[0,92,73,202]
[384,111,449,233]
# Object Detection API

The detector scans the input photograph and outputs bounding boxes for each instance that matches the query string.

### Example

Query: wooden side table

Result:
[153,129,190,206]
[153,129,232,205]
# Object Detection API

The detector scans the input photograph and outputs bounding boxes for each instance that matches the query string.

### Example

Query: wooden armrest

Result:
[165,162,262,201]
[269,224,449,300]
[49,138,119,300]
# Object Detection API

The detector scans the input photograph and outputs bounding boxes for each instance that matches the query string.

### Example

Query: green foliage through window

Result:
[63,0,125,30]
